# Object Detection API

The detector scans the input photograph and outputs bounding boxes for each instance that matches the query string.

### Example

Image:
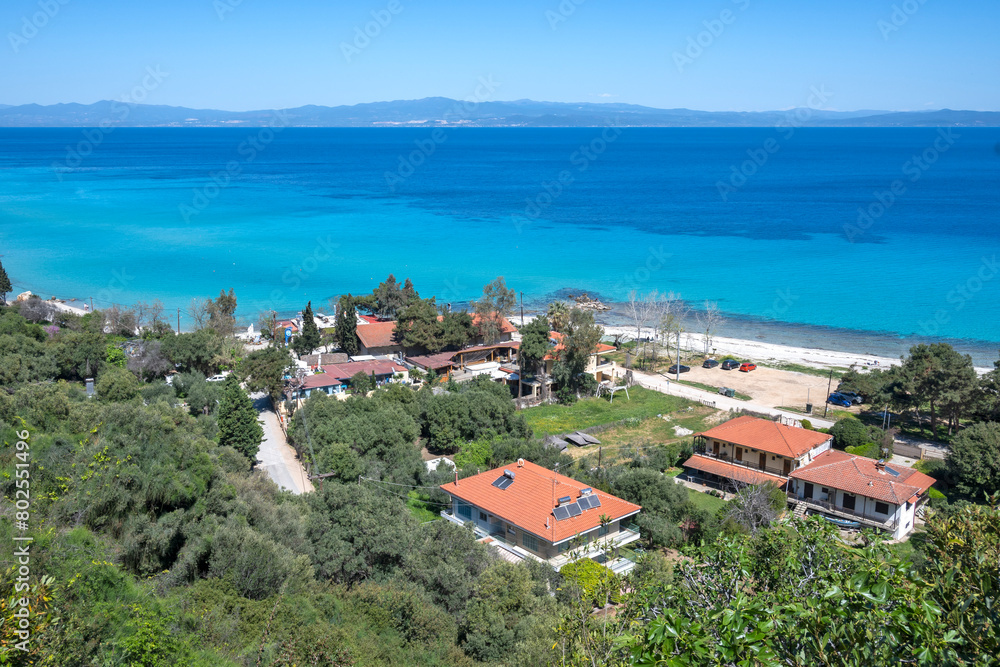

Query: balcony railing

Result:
[792,496,896,530]
[692,448,789,478]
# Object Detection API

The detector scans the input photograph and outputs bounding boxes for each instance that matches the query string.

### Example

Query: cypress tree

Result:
[0,259,11,306]
[293,301,322,356]
[335,295,360,356]
[217,375,264,464]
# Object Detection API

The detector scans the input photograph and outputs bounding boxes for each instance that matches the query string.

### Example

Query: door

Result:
[713,440,720,456]
[783,459,792,476]
[735,447,742,462]
[803,482,814,499]
[842,493,856,511]
[758,453,766,470]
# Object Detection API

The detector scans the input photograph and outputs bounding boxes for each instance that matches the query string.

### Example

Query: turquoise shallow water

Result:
[0,127,998,360]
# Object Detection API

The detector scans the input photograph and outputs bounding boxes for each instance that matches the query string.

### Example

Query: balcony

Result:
[547,524,642,572]
[693,447,789,479]
[791,496,896,531]
[441,511,641,573]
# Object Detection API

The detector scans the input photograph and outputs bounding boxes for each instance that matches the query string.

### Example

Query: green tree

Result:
[160,328,222,375]
[335,294,360,356]
[552,308,602,402]
[830,415,872,449]
[900,343,978,436]
[206,288,238,337]
[350,371,373,394]
[438,309,475,350]
[292,301,322,356]
[373,274,408,320]
[105,344,126,369]
[947,421,1000,499]
[305,483,417,586]
[217,374,264,463]
[547,301,570,333]
[394,297,441,351]
[0,258,11,306]
[96,366,141,402]
[519,315,551,388]
[241,346,292,403]
[473,276,516,345]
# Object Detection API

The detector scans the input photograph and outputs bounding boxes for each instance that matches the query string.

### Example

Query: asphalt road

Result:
[252,393,314,494]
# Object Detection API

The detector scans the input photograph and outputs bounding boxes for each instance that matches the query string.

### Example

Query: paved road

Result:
[253,393,314,494]
[628,369,836,430]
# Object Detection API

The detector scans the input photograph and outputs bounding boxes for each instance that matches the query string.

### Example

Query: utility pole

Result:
[519,291,524,327]
[675,330,682,380]
[823,369,833,417]
[177,307,181,334]
[90,297,94,312]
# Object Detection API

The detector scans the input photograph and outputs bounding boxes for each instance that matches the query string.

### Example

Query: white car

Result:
[206,374,227,383]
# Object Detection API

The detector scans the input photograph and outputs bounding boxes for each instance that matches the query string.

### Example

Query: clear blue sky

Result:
[1,0,997,111]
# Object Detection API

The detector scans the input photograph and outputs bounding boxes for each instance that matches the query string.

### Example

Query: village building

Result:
[289,359,408,399]
[787,450,935,539]
[519,332,618,399]
[683,415,833,487]
[439,460,642,574]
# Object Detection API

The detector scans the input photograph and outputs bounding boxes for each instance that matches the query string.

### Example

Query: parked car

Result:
[721,359,740,370]
[668,364,691,374]
[836,391,863,405]
[206,374,227,383]
[702,359,720,369]
[827,393,853,407]
[718,387,736,397]
[739,362,757,372]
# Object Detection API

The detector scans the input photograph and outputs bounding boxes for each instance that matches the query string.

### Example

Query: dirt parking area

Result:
[679,364,845,413]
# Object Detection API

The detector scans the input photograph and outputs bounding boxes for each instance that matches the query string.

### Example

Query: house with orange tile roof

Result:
[787,450,935,539]
[439,460,642,574]
[355,320,401,356]
[517,331,619,400]
[682,415,833,488]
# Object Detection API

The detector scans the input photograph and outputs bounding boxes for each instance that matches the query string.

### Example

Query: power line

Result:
[360,476,450,491]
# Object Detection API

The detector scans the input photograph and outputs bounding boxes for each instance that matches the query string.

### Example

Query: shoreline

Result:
[13,285,997,374]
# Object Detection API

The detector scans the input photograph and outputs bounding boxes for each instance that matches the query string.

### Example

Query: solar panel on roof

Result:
[884,466,901,477]
[578,496,594,510]
[492,475,514,489]
[553,506,571,521]
[566,502,582,517]
[588,496,602,508]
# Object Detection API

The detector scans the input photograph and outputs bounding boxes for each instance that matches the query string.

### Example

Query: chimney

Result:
[875,459,886,472]
[454,470,459,486]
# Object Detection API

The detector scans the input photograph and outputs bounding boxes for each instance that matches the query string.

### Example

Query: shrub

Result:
[800,419,813,430]
[830,417,870,450]
[558,559,621,608]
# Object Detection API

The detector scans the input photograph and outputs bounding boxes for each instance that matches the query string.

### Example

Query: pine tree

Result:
[0,259,11,306]
[293,301,322,356]
[217,375,264,464]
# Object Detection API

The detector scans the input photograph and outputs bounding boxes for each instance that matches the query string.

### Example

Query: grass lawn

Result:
[561,406,719,462]
[687,489,729,514]
[523,386,695,436]
[677,379,752,401]
[406,491,440,523]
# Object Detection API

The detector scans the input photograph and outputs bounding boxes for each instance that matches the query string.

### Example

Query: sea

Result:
[1,127,999,364]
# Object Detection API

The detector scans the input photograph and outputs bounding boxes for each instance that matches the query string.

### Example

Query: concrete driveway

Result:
[252,393,314,494]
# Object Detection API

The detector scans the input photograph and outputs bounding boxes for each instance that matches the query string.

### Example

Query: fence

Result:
[893,442,923,459]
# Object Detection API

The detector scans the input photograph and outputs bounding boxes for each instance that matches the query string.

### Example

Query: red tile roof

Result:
[789,450,935,505]
[440,460,641,544]
[682,454,788,486]
[697,415,831,459]
[405,351,456,370]
[301,360,405,389]
[356,321,399,350]
[543,331,615,360]
[276,320,299,333]
[470,312,517,335]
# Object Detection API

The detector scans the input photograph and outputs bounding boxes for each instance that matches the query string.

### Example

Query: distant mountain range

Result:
[1,98,998,127]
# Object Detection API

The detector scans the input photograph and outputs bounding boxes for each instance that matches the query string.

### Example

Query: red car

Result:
[739,362,757,372]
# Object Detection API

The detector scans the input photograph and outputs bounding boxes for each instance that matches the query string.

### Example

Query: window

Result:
[599,524,610,537]
[456,502,472,520]
[521,533,538,552]
[875,501,890,515]
[479,511,488,522]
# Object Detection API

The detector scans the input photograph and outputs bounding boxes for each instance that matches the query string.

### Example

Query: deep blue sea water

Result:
[1,127,998,361]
